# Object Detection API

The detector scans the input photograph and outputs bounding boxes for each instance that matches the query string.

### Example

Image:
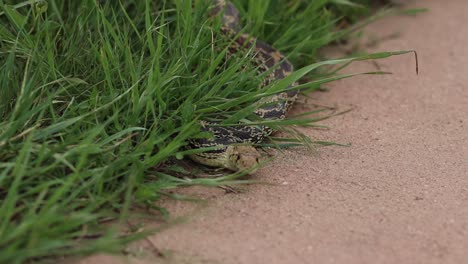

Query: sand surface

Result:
[73,0,467,263]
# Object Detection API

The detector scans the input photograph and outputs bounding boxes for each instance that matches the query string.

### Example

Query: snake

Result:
[188,0,298,172]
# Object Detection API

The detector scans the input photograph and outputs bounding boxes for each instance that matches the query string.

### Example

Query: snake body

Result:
[189,0,298,171]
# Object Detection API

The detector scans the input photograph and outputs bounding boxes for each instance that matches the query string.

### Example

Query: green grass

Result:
[0,0,414,263]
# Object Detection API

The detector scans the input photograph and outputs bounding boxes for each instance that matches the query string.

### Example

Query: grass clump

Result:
[0,0,412,262]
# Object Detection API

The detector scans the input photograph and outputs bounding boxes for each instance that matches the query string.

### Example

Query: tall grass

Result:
[0,0,412,262]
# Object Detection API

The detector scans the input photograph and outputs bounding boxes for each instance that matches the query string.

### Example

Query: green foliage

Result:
[0,0,413,262]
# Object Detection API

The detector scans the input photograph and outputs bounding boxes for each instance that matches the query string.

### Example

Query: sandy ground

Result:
[73,0,467,263]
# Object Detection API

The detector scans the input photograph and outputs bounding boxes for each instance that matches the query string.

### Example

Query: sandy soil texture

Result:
[73,0,467,263]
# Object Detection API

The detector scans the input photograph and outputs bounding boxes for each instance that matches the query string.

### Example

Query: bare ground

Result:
[72,0,468,263]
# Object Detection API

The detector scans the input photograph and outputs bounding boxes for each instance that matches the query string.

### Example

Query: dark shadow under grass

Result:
[0,0,416,263]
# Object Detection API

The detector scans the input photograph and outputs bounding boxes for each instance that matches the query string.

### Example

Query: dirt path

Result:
[75,1,467,263]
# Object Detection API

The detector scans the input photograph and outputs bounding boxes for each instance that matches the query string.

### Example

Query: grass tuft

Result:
[0,0,414,262]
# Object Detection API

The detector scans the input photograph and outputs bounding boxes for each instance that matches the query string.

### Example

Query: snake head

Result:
[226,145,262,172]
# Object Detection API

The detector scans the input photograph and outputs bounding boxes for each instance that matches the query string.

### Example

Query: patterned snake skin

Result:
[189,0,298,171]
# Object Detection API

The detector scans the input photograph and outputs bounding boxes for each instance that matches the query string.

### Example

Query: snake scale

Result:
[188,0,298,171]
